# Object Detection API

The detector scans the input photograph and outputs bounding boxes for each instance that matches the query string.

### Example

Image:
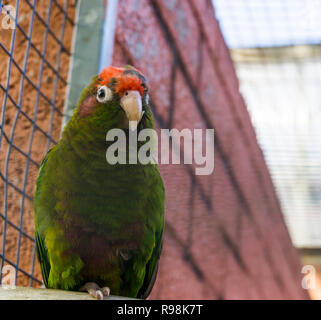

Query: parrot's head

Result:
[72,65,153,134]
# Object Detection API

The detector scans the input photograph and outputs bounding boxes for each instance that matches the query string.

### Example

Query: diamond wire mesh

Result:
[0,0,75,286]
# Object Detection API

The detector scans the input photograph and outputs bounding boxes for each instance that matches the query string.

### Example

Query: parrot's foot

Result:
[79,282,110,300]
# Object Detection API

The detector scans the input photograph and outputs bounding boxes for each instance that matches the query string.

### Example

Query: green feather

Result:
[34,70,165,298]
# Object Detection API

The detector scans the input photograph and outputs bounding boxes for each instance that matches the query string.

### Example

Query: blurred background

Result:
[213,0,321,299]
[0,0,320,299]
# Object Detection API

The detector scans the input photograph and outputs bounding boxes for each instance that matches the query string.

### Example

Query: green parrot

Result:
[34,66,165,299]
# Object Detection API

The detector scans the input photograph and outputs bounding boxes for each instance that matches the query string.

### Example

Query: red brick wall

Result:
[112,0,308,299]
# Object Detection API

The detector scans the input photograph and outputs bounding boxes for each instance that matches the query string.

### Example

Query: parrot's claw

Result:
[88,288,104,300]
[80,282,110,300]
[102,286,110,296]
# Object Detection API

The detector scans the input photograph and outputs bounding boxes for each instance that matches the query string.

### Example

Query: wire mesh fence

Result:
[0,0,75,286]
[213,0,321,248]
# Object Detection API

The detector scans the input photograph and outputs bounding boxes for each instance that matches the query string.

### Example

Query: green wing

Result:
[137,221,164,299]
[34,149,53,287]
[35,228,50,287]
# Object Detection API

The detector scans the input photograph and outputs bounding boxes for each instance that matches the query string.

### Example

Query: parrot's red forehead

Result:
[98,66,145,96]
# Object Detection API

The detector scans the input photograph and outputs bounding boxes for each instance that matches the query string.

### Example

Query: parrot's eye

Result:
[96,85,113,103]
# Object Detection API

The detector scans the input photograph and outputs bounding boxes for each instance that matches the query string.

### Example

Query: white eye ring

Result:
[96,85,113,103]
[144,93,149,105]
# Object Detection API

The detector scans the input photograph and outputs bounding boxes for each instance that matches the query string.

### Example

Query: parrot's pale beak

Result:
[120,90,144,131]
